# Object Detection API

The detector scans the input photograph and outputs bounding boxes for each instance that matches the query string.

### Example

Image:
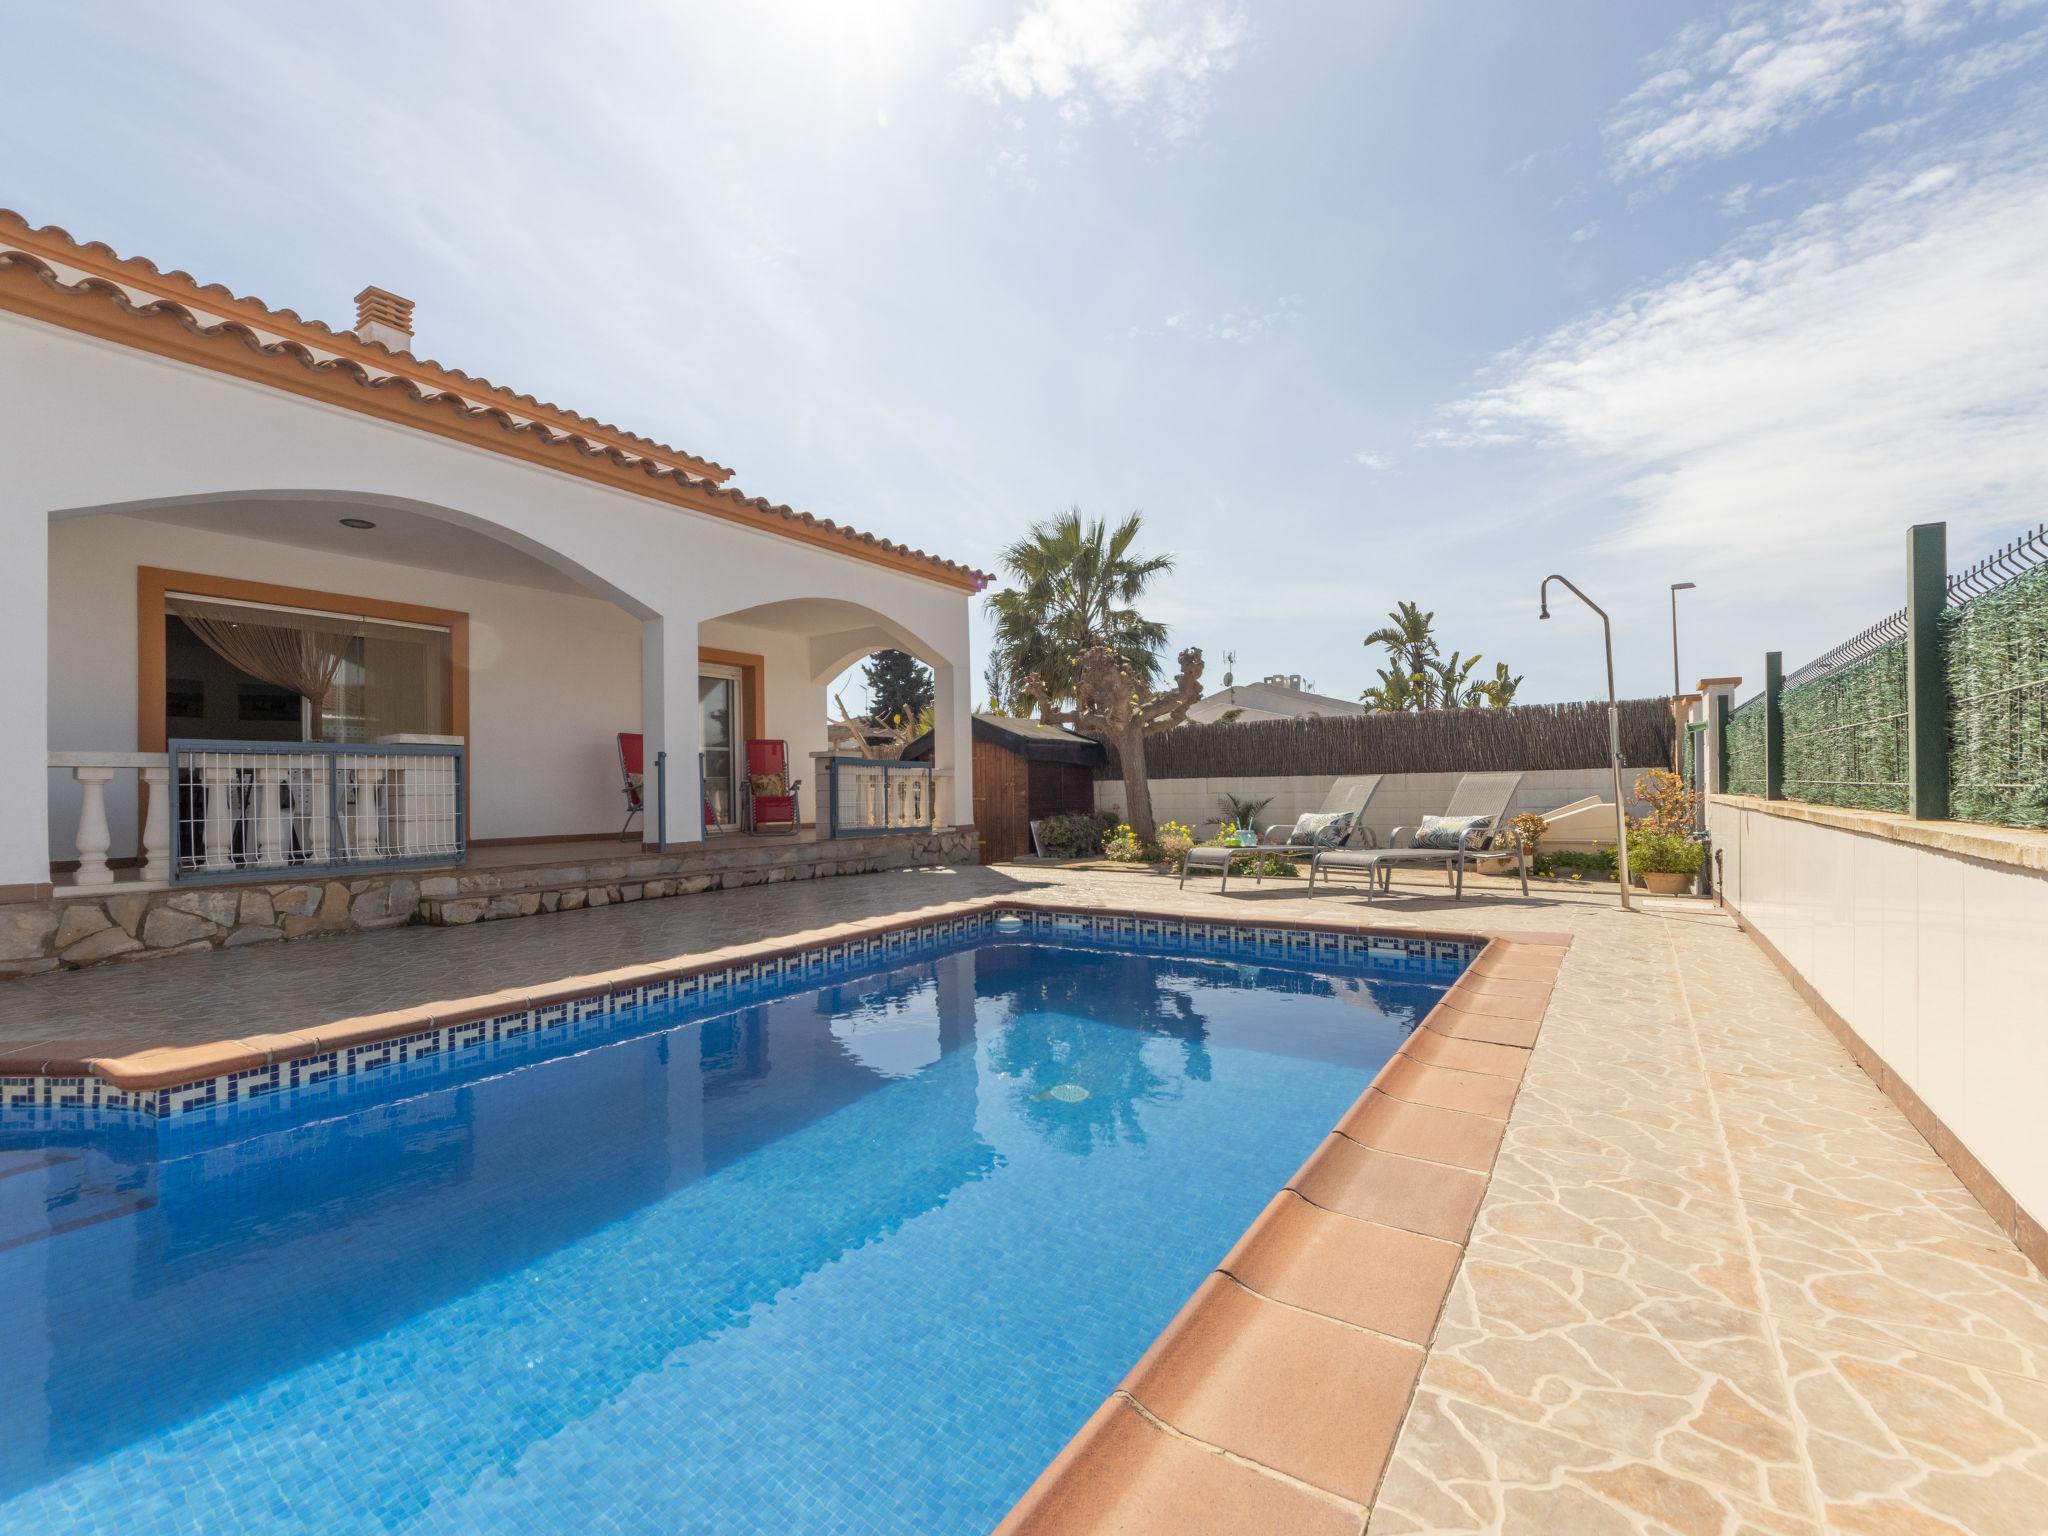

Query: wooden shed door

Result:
[972,740,1030,861]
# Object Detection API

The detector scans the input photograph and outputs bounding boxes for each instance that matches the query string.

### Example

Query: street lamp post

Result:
[1540,574,1633,912]
[1670,581,1696,772]
[1669,582,1696,698]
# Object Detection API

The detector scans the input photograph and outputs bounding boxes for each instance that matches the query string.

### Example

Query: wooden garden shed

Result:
[907,713,1104,863]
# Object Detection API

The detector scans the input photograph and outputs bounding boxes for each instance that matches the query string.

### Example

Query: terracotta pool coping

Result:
[993,927,1567,1535]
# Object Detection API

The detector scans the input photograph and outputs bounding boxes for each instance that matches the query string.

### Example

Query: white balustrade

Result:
[47,751,173,890]
[50,744,462,888]
[201,763,238,871]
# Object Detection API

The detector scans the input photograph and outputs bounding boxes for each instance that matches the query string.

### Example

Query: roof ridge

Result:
[0,208,734,483]
[0,248,991,590]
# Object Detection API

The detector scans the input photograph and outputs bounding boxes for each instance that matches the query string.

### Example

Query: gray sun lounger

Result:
[1308,772,1528,901]
[1179,774,1383,891]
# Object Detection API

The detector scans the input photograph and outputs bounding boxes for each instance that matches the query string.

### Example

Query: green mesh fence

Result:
[1725,700,1765,796]
[1778,641,1909,811]
[1945,562,2048,827]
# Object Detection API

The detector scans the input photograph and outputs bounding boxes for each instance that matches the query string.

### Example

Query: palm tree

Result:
[985,509,1173,717]
[1433,650,1483,708]
[1362,601,1439,706]
[1360,662,1427,713]
[1465,662,1523,708]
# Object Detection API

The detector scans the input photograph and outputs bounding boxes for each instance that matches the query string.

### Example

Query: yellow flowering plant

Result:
[1156,820,1196,864]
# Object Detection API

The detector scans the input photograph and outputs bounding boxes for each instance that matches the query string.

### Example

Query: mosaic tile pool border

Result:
[0,903,1485,1136]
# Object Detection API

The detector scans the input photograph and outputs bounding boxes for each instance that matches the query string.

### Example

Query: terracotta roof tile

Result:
[0,211,992,590]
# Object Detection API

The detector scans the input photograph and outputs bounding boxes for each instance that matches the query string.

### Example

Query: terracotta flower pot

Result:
[1640,871,1692,895]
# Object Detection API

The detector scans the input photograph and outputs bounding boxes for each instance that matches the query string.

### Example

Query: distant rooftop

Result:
[1184,674,1365,725]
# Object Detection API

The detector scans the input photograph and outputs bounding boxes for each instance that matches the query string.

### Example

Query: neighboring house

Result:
[0,210,986,900]
[1183,674,1367,725]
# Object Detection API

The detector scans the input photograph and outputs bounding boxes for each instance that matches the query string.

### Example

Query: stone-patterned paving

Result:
[1371,890,2048,1535]
[4,860,2045,1531]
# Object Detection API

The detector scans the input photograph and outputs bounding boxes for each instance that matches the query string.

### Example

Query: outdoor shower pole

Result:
[655,750,668,853]
[1540,575,1633,912]
[1669,581,1696,773]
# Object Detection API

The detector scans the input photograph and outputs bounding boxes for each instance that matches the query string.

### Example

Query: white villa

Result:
[0,210,984,968]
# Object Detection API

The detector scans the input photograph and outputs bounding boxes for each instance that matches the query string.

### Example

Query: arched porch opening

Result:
[697,597,973,835]
[41,489,675,879]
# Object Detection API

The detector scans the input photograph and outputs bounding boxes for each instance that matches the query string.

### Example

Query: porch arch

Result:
[697,595,974,829]
[46,488,670,620]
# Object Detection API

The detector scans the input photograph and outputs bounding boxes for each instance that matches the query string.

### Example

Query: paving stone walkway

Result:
[4,859,2044,1531]
[1371,892,2048,1535]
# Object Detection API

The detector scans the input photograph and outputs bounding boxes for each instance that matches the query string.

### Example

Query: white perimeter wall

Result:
[1097,768,1654,843]
[48,518,837,856]
[1709,798,2048,1229]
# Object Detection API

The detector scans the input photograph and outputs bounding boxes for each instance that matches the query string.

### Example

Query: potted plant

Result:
[1216,792,1273,843]
[1477,812,1547,876]
[1627,827,1703,895]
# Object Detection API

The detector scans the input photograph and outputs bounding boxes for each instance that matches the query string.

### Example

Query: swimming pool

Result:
[0,919,1469,1533]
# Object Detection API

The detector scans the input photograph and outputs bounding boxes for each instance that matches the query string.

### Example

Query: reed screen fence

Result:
[1097,697,1676,781]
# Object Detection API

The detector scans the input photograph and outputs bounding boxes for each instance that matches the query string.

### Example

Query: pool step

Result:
[0,1152,154,1254]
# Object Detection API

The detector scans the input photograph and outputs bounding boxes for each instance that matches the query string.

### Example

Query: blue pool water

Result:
[0,935,1460,1534]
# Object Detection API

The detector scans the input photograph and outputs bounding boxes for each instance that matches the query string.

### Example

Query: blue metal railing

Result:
[168,739,465,884]
[823,757,934,837]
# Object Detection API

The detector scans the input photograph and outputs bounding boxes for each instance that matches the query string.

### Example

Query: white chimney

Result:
[353,285,415,352]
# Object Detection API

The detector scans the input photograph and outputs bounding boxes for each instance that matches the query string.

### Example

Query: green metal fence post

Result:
[1907,521,1949,821]
[1763,652,1784,801]
[1713,691,1730,795]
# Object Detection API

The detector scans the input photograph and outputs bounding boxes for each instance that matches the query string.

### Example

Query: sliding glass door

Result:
[699,666,742,829]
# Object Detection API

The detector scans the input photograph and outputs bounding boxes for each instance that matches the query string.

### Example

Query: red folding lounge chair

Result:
[617,732,644,837]
[742,739,802,835]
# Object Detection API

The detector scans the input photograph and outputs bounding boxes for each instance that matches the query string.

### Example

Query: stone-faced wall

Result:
[0,829,979,978]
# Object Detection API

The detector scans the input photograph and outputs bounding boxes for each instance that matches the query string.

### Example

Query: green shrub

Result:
[1036,812,1116,858]
[1101,824,1162,863]
[1536,847,1617,879]
[1157,821,1196,865]
[1627,828,1703,875]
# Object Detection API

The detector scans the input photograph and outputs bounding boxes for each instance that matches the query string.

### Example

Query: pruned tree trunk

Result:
[1118,720,1157,843]
[1024,645,1202,849]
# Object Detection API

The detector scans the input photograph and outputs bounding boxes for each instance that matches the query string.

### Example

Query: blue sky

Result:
[10,1,2047,708]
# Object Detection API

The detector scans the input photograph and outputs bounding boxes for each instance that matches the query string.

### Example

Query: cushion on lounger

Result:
[1416,813,1490,849]
[1289,810,1356,849]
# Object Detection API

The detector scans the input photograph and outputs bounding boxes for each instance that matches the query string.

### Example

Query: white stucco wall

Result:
[0,310,977,882]
[1708,797,2048,1233]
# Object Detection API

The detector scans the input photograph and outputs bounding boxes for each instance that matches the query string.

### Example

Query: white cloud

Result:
[1607,0,1967,180]
[1438,139,2048,593]
[956,0,1249,143]
[987,145,1038,190]
[1353,451,1392,470]
[1569,220,1601,243]
[1135,296,1298,344]
[1932,24,2048,95]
